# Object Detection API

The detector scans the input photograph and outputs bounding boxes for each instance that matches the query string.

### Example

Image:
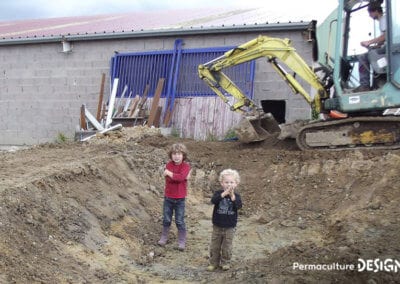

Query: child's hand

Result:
[228,186,236,200]
[221,187,230,197]
[163,169,173,177]
[221,186,235,198]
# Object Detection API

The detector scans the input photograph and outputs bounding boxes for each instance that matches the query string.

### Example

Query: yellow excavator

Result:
[198,0,400,150]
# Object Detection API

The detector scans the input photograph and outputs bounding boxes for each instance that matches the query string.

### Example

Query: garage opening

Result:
[261,100,286,124]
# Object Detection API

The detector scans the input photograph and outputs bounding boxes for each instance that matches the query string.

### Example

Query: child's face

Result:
[220,174,237,191]
[171,151,184,164]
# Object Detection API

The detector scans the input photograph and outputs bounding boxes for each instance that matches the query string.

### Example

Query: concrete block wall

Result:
[0,30,313,145]
[0,42,106,145]
[250,32,314,122]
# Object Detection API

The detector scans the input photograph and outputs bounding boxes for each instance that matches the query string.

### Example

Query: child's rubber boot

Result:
[158,226,170,246]
[177,229,186,251]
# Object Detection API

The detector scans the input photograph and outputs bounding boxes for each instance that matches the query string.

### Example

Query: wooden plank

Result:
[147,78,165,127]
[128,95,140,117]
[96,73,106,121]
[114,105,124,118]
[131,84,150,117]
[153,106,163,128]
[163,100,176,127]
[80,104,87,130]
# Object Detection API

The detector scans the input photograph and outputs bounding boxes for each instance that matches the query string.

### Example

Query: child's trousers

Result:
[209,225,235,267]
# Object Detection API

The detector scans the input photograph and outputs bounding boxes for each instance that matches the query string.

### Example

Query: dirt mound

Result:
[0,127,399,283]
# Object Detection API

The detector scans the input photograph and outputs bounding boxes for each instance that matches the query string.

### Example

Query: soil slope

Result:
[0,127,399,283]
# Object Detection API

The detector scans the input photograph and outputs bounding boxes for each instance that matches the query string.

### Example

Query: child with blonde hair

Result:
[207,169,242,271]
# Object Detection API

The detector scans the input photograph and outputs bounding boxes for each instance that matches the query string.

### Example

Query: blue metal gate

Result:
[111,39,255,121]
[110,40,256,105]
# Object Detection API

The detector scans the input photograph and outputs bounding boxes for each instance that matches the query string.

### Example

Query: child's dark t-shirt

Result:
[211,189,242,228]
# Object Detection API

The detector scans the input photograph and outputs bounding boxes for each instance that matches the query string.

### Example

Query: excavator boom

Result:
[198,35,329,143]
[198,36,328,113]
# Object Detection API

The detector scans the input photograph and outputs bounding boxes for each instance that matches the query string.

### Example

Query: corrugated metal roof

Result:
[0,7,313,43]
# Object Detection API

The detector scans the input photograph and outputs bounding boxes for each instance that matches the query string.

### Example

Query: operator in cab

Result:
[354,1,386,93]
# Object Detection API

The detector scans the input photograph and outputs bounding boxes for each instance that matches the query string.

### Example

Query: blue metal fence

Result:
[110,40,256,102]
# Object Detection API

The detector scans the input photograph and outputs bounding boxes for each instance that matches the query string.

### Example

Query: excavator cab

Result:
[320,0,400,111]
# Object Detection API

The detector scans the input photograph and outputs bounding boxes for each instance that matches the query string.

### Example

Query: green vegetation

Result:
[205,132,218,141]
[224,128,237,140]
[55,132,68,144]
[170,128,180,138]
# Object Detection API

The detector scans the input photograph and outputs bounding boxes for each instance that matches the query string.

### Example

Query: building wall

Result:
[0,30,313,145]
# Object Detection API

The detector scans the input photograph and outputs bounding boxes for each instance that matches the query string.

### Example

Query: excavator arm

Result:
[198,35,329,114]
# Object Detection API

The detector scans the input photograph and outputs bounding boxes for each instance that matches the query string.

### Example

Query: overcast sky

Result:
[0,0,337,21]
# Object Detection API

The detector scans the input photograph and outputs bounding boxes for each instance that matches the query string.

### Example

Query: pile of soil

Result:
[0,126,399,283]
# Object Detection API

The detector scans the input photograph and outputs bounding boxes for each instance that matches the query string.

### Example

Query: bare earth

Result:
[0,127,399,283]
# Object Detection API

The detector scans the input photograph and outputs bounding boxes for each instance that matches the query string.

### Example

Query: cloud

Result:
[0,0,45,20]
[0,0,337,21]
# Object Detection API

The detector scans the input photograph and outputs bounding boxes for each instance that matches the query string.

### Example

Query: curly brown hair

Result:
[168,143,188,161]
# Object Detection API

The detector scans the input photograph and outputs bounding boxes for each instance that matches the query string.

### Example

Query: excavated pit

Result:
[0,127,399,283]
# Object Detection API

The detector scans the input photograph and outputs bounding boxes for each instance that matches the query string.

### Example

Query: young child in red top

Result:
[158,143,191,251]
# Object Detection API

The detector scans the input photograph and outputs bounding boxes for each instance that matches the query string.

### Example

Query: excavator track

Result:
[296,116,400,151]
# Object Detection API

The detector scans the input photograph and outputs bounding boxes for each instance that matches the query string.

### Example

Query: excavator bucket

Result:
[234,112,281,143]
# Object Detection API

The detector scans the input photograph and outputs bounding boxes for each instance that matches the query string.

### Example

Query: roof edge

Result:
[0,22,310,46]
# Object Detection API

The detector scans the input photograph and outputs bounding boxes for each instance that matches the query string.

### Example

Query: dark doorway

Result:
[261,100,286,124]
